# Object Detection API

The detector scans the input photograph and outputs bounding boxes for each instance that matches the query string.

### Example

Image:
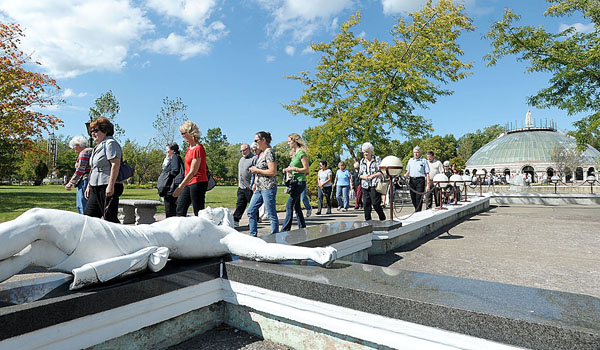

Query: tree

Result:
[273,141,292,184]
[485,0,600,149]
[121,139,163,185]
[0,23,63,159]
[202,128,229,180]
[284,1,474,161]
[551,143,584,180]
[89,90,124,140]
[457,124,504,160]
[152,96,188,147]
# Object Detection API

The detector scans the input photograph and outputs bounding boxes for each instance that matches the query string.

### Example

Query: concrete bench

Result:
[118,199,162,225]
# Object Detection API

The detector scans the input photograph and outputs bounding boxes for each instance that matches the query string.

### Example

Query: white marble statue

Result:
[0,207,337,290]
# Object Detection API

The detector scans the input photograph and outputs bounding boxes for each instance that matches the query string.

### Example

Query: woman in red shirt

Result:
[173,121,208,216]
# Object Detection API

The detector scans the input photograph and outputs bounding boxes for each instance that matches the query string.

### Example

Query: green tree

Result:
[89,90,124,140]
[152,96,188,148]
[457,124,504,160]
[121,139,163,184]
[225,143,242,184]
[485,0,600,149]
[203,128,229,180]
[421,134,458,163]
[285,1,474,161]
[273,141,291,184]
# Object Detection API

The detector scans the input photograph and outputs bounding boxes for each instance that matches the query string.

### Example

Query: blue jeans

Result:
[318,186,332,213]
[76,178,89,214]
[301,186,312,211]
[247,186,279,237]
[336,185,350,209]
[281,181,306,232]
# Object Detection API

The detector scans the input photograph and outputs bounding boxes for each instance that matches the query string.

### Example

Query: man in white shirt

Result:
[424,151,445,209]
[404,146,430,212]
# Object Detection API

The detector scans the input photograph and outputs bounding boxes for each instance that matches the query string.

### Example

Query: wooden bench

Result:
[118,199,162,225]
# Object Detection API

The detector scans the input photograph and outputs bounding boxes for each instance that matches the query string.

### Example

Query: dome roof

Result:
[466,130,600,166]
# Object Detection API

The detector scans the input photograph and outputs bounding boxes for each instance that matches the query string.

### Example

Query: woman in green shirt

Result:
[281,133,310,231]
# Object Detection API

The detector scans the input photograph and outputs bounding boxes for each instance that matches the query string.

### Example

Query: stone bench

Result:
[118,199,162,225]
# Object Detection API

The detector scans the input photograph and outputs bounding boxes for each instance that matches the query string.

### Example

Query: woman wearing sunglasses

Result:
[173,121,208,216]
[84,117,123,223]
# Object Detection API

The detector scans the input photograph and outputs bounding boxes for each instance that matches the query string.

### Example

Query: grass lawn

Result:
[0,185,297,222]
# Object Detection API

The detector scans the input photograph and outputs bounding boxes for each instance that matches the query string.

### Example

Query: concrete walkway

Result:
[368,204,600,298]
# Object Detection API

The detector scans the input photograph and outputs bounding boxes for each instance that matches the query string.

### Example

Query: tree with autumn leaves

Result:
[0,23,63,179]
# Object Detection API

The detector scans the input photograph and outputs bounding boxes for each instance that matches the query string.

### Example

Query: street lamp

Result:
[85,116,94,147]
[432,173,449,210]
[586,175,597,194]
[461,175,472,202]
[379,156,403,222]
[551,175,561,194]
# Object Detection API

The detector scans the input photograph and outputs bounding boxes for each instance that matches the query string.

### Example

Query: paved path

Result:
[368,204,600,298]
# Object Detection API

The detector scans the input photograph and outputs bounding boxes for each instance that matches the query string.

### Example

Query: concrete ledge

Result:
[262,221,373,261]
[225,260,600,350]
[368,196,490,255]
[0,259,222,343]
[490,193,600,205]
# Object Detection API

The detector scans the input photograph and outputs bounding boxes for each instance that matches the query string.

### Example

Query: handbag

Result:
[376,179,389,195]
[206,168,216,191]
[103,142,133,182]
[157,172,172,197]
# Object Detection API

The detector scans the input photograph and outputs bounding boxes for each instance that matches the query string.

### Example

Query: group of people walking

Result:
[66,121,462,234]
[66,119,212,223]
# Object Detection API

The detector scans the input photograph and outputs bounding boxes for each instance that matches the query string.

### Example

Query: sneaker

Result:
[306,209,312,218]
[337,207,341,211]
[341,208,347,212]
[234,221,240,227]
[316,211,321,215]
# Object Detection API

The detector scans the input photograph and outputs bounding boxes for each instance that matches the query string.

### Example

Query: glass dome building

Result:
[466,112,599,182]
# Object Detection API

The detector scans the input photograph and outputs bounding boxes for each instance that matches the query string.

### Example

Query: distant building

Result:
[465,111,599,182]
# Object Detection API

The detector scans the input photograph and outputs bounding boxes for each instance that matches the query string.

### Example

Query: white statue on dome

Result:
[0,207,337,290]
[525,110,533,127]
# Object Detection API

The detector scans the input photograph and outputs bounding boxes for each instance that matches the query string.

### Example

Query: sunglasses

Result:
[91,128,101,133]
[181,132,188,136]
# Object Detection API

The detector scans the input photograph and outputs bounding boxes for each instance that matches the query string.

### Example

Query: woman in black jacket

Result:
[159,142,184,217]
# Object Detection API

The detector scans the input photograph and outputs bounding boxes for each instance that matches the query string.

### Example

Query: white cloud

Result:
[285,45,295,56]
[146,0,216,25]
[559,22,595,34]
[381,0,493,16]
[257,0,353,42]
[381,0,428,15]
[301,46,314,54]
[0,0,229,78]
[0,0,154,78]
[142,60,151,68]
[266,55,276,62]
[145,33,211,60]
[144,1,228,59]
[357,31,366,38]
[62,88,88,98]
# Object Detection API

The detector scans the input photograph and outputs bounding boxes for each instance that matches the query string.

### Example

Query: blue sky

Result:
[1,0,593,147]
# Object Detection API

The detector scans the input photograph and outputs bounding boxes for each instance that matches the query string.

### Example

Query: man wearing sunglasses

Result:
[232,143,256,227]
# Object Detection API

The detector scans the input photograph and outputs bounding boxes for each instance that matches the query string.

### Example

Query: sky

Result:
[1,0,594,147]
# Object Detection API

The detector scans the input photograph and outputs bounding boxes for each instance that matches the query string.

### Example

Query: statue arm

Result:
[69,246,169,290]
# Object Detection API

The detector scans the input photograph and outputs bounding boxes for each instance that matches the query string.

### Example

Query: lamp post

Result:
[586,175,597,194]
[551,175,561,194]
[461,175,472,202]
[432,173,449,210]
[85,116,94,147]
[379,156,403,222]
[477,173,486,197]
[449,174,463,205]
